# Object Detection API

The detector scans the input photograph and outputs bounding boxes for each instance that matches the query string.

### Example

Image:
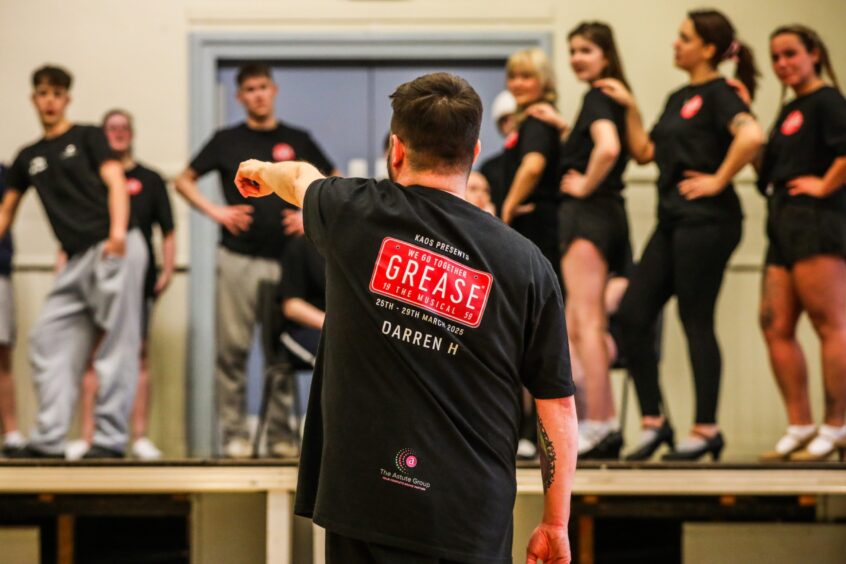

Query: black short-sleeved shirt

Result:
[479,151,509,213]
[295,177,573,563]
[560,87,629,199]
[190,123,335,258]
[7,125,125,255]
[0,166,12,276]
[758,86,846,210]
[650,78,748,224]
[503,115,561,205]
[126,163,175,298]
[279,235,326,330]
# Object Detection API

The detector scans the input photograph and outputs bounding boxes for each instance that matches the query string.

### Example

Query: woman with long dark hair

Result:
[598,10,764,460]
[529,22,632,459]
[757,25,846,462]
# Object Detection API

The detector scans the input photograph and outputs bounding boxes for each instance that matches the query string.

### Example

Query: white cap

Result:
[491,90,517,124]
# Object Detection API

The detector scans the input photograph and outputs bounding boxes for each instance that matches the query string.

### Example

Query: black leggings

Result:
[617,221,741,424]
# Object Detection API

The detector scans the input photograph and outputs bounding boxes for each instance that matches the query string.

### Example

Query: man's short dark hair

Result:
[32,65,72,90]
[390,73,482,173]
[236,63,273,87]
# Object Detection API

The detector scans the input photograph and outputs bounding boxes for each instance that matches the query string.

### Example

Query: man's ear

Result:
[391,134,406,168]
[471,139,482,166]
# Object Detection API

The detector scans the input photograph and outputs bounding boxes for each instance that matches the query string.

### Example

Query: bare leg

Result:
[562,240,614,421]
[759,265,810,425]
[0,346,18,434]
[131,341,150,440]
[80,364,98,444]
[793,256,846,426]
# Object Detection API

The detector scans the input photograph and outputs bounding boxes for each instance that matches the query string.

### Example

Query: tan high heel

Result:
[790,426,846,462]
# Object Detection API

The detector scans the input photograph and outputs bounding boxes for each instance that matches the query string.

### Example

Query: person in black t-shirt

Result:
[234,73,577,564]
[597,10,765,461]
[278,235,325,366]
[0,65,147,459]
[0,166,24,456]
[69,109,176,461]
[528,22,633,461]
[499,49,563,461]
[174,63,338,458]
[756,26,846,462]
[477,90,518,214]
[500,49,561,268]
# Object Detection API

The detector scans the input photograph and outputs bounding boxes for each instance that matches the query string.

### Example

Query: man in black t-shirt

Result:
[175,63,338,458]
[235,73,577,564]
[0,66,147,459]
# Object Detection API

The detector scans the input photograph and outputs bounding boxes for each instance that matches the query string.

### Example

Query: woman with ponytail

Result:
[757,25,846,462]
[596,10,764,461]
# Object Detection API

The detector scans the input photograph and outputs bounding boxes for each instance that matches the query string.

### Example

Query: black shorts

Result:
[325,530,467,564]
[558,193,631,275]
[765,200,846,268]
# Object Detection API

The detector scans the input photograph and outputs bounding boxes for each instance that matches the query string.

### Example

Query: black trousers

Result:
[326,530,466,564]
[616,220,741,424]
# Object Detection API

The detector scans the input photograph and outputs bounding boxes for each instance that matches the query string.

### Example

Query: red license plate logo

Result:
[369,238,493,328]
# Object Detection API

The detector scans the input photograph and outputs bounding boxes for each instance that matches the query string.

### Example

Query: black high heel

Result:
[580,430,624,460]
[662,431,724,462]
[624,420,674,461]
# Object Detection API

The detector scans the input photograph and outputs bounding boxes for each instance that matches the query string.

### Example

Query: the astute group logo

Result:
[395,448,418,474]
[379,448,431,492]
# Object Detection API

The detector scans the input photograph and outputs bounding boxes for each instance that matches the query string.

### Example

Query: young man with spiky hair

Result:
[0,65,147,459]
[175,62,338,459]
[235,72,578,564]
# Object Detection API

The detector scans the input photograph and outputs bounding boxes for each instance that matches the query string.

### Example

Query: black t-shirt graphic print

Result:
[294,176,573,563]
[190,122,335,258]
[7,124,129,256]
[758,86,846,210]
[650,78,748,224]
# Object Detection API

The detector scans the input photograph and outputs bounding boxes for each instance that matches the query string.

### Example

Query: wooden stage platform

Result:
[1,460,845,563]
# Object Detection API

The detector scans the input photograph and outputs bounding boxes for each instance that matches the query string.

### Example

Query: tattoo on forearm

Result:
[538,417,556,493]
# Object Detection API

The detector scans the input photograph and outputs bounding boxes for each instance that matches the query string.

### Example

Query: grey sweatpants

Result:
[29,230,147,454]
[216,246,292,447]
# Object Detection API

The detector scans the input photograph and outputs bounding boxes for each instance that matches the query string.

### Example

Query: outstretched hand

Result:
[235,159,275,198]
[526,523,571,564]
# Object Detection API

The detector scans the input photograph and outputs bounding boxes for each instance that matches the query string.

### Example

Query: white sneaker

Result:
[516,439,537,460]
[65,440,91,461]
[578,420,617,455]
[132,437,163,460]
[3,431,25,449]
[224,438,253,459]
[271,441,299,458]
